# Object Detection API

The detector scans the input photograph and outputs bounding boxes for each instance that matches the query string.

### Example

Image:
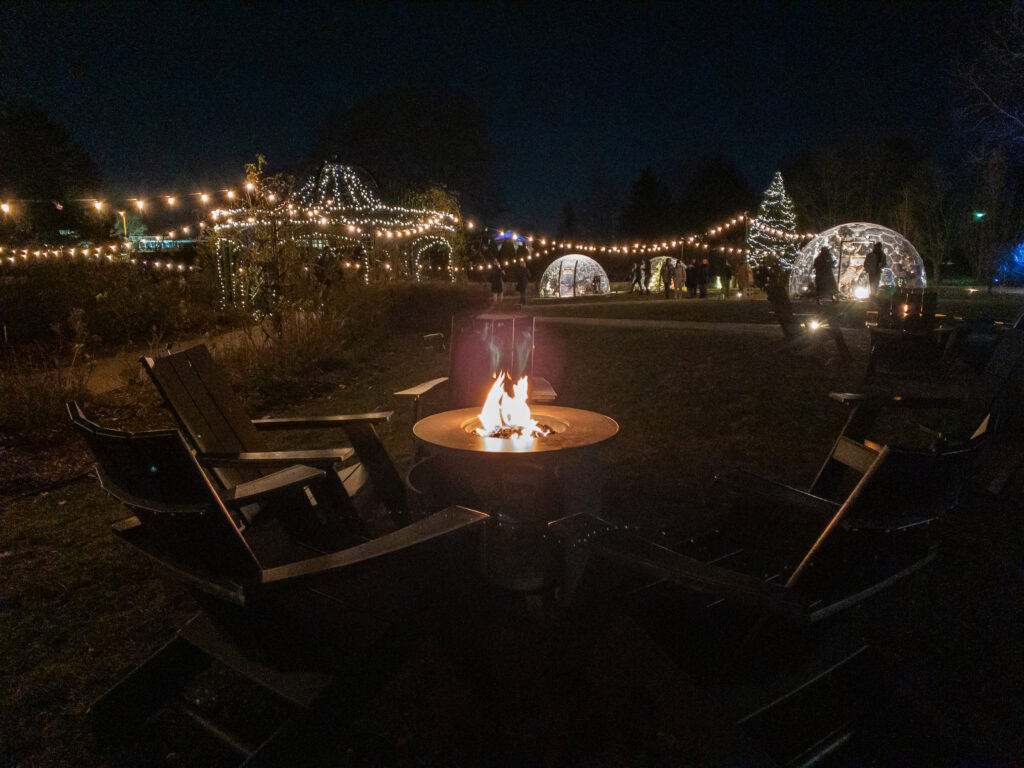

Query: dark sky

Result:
[0,1,996,231]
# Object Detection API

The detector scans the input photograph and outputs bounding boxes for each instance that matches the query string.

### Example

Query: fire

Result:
[475,372,551,439]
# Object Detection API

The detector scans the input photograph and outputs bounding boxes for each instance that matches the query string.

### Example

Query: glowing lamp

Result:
[853,286,870,300]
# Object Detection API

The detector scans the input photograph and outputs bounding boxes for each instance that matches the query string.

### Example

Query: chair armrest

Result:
[530,376,557,404]
[394,377,449,399]
[199,447,355,467]
[220,465,326,505]
[259,506,489,583]
[829,392,962,409]
[713,469,838,523]
[586,528,806,621]
[252,413,392,430]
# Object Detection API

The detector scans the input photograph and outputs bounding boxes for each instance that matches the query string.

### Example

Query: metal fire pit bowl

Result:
[412,406,618,591]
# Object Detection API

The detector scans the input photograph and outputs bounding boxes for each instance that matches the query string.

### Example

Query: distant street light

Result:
[973,211,987,220]
[117,210,128,239]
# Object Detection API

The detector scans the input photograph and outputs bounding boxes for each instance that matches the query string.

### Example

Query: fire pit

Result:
[412,374,618,590]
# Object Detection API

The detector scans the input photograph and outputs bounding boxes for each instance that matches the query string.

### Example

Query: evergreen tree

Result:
[746,171,799,268]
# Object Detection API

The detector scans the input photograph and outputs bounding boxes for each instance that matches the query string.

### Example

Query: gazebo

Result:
[209,160,458,306]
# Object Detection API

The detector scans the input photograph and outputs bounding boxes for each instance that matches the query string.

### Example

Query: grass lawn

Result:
[2,315,1023,763]
[525,288,1024,330]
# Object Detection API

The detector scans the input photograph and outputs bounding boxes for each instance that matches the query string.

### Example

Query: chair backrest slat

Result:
[960,328,1024,439]
[144,345,267,487]
[341,422,408,522]
[183,345,266,451]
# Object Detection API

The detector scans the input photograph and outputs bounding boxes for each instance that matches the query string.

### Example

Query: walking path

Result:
[534,315,784,335]
[84,326,250,394]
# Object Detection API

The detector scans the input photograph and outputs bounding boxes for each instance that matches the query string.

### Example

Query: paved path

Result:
[534,315,785,335]
[84,327,250,394]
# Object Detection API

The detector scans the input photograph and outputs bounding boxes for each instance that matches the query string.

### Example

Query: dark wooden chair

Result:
[141,343,409,534]
[553,437,983,766]
[394,313,557,422]
[825,328,1024,496]
[68,402,487,765]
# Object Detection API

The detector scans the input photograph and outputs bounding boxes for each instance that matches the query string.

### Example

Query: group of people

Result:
[488,261,531,306]
[629,257,748,299]
[812,241,888,301]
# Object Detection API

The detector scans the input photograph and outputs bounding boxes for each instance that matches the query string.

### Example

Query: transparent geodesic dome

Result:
[539,254,610,297]
[789,223,926,298]
[646,256,677,292]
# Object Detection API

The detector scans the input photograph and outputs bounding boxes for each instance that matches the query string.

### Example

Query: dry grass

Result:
[2,318,1023,764]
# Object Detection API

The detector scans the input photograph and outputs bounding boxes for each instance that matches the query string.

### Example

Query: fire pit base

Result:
[411,406,619,592]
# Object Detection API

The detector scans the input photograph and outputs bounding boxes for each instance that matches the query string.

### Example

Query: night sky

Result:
[0,1,996,230]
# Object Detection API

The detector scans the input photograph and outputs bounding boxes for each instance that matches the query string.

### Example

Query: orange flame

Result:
[475,372,549,438]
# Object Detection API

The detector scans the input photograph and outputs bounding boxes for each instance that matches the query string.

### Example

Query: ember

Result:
[475,372,552,439]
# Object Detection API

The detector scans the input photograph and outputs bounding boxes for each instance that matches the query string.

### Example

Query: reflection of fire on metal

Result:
[474,372,552,439]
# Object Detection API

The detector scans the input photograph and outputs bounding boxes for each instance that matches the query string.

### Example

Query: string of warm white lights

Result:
[0,243,195,272]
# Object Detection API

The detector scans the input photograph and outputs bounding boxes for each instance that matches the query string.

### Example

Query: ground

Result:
[2,291,1023,764]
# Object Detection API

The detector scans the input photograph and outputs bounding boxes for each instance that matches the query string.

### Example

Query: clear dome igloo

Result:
[540,254,610,297]
[789,223,925,297]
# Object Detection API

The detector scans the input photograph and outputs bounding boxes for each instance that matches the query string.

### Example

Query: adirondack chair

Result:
[394,313,557,422]
[821,327,1024,498]
[552,439,981,766]
[68,402,487,764]
[141,343,409,534]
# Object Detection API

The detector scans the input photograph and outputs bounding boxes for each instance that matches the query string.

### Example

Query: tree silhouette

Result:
[558,202,578,239]
[618,167,675,241]
[676,153,755,232]
[0,100,102,243]
[307,86,497,218]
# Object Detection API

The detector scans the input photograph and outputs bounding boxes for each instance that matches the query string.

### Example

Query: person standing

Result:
[697,258,709,298]
[813,246,838,303]
[720,260,733,299]
[674,258,686,299]
[864,242,886,297]
[642,258,652,295]
[517,262,531,307]
[630,261,643,293]
[663,260,674,299]
[489,261,505,305]
[686,259,697,298]
[736,259,750,296]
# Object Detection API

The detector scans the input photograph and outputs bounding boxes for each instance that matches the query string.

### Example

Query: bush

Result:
[0,261,217,349]
[0,319,91,444]
[339,280,491,338]
[216,281,490,408]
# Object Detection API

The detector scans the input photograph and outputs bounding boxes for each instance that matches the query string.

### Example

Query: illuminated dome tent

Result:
[540,254,610,297]
[646,255,680,293]
[789,223,925,297]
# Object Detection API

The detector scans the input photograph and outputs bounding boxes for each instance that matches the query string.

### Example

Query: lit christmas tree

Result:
[746,171,799,268]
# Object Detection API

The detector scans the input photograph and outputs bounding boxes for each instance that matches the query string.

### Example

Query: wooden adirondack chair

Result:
[822,327,1024,498]
[553,438,983,766]
[68,402,487,765]
[394,313,557,422]
[141,343,409,534]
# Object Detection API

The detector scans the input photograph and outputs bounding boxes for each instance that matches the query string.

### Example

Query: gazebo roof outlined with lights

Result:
[209,159,459,283]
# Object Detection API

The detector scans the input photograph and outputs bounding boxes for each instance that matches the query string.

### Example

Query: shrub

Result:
[0,314,91,443]
[0,261,217,349]
[339,281,491,338]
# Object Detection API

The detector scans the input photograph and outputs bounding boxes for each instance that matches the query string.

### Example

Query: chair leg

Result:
[88,625,211,743]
